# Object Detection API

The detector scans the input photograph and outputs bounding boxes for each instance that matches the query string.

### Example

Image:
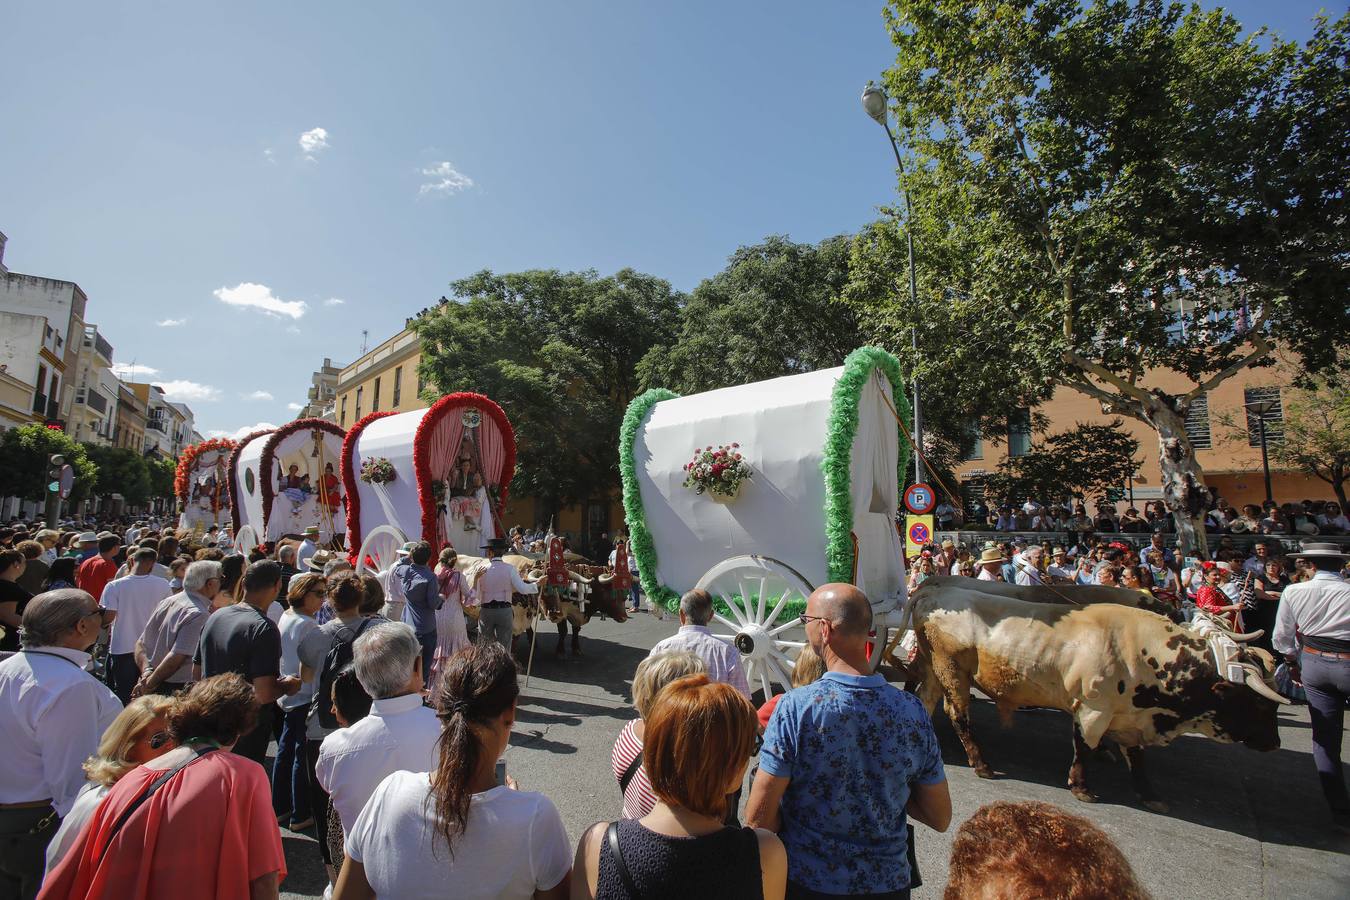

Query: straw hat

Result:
[976,547,1006,566]
[302,525,320,538]
[1287,541,1349,560]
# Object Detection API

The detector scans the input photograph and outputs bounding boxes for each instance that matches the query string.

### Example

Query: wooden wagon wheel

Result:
[695,555,814,698]
[356,524,408,575]
[234,525,259,557]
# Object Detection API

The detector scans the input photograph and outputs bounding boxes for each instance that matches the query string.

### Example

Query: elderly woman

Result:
[334,641,571,899]
[40,674,287,899]
[44,696,176,872]
[573,674,788,899]
[612,652,708,820]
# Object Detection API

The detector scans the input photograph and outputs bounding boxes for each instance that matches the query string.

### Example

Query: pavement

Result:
[280,608,1350,899]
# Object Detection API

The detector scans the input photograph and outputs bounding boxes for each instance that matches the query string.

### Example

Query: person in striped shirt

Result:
[612,652,706,819]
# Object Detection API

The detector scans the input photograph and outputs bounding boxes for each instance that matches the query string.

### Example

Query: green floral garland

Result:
[620,388,682,612]
[822,346,911,583]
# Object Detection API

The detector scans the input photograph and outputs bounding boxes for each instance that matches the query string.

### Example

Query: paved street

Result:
[281,609,1349,899]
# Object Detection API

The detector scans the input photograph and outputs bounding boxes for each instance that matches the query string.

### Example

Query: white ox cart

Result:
[344,392,516,573]
[620,347,913,697]
[175,438,236,533]
[228,420,347,555]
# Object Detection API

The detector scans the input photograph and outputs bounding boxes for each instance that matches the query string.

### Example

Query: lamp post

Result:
[1245,398,1276,505]
[862,81,926,486]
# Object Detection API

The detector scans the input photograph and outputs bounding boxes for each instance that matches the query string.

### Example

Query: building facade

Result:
[113,382,147,453]
[69,325,119,445]
[334,327,424,428]
[0,251,88,430]
[297,356,343,421]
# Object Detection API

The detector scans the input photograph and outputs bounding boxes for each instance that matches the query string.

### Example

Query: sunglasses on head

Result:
[147,731,171,749]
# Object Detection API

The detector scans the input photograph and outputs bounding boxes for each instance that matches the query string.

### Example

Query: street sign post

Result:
[905,514,935,559]
[903,482,936,515]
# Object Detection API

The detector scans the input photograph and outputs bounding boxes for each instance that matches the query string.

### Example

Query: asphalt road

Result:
[280,608,1349,899]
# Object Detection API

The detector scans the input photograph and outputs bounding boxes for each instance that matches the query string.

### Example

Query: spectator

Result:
[396,541,442,676]
[297,526,319,570]
[1047,547,1074,583]
[1094,504,1119,533]
[0,590,121,897]
[1118,508,1148,533]
[15,541,49,596]
[612,652,707,820]
[193,560,300,766]
[756,645,826,729]
[155,535,179,569]
[41,556,77,592]
[575,674,787,900]
[1000,541,1020,584]
[934,498,957,530]
[649,589,751,699]
[44,695,176,873]
[75,535,120,602]
[335,641,572,900]
[133,560,223,697]
[0,548,33,654]
[1317,502,1348,534]
[974,545,1005,581]
[994,506,1017,531]
[101,548,174,705]
[432,546,473,684]
[33,530,59,566]
[1098,564,1124,588]
[276,543,299,602]
[218,553,246,604]
[747,584,950,898]
[907,553,937,591]
[935,539,959,575]
[1014,546,1045,586]
[317,621,439,847]
[1120,565,1153,592]
[1029,506,1056,531]
[273,572,325,831]
[321,665,373,871]
[72,532,98,562]
[1146,550,1180,598]
[40,674,287,899]
[1261,507,1290,535]
[943,801,1151,899]
[1195,563,1244,628]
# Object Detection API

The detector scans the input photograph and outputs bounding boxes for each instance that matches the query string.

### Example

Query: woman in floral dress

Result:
[431,546,474,687]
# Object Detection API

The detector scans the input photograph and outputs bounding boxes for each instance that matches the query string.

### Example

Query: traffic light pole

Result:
[45,454,64,528]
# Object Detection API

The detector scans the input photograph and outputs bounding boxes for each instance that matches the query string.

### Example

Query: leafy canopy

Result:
[0,424,97,505]
[982,420,1141,505]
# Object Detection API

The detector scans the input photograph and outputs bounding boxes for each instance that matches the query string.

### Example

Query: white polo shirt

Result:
[102,573,173,655]
[0,647,121,814]
[316,692,441,838]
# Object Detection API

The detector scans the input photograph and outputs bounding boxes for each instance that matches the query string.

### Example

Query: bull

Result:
[920,575,1181,620]
[911,582,1288,809]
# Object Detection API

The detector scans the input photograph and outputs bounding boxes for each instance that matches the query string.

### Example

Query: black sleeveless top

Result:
[596,818,762,900]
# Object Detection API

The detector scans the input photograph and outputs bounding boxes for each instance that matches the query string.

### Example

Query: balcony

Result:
[84,391,108,414]
[93,332,113,364]
[146,418,167,435]
[31,392,47,414]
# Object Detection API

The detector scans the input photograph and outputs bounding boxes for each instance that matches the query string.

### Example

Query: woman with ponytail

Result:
[334,641,571,899]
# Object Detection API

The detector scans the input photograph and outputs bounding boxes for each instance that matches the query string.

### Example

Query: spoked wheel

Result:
[234,525,259,557]
[695,555,814,698]
[356,525,408,575]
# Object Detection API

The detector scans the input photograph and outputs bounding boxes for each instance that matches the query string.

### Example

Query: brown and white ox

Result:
[911,582,1288,809]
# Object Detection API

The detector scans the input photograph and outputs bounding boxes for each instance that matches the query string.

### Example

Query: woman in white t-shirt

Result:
[335,642,571,900]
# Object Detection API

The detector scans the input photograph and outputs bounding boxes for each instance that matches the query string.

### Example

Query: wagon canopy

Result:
[257,418,347,543]
[621,347,912,611]
[175,438,236,531]
[229,429,275,536]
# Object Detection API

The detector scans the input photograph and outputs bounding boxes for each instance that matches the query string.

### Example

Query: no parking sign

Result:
[905,514,934,560]
[903,482,936,515]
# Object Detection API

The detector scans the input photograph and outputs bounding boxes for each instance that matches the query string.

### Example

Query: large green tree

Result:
[0,424,97,507]
[981,420,1141,506]
[147,456,178,504]
[415,268,681,518]
[847,0,1349,554]
[83,444,153,507]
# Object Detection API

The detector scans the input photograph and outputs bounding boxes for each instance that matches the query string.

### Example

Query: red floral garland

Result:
[259,418,347,537]
[227,429,276,534]
[413,393,516,553]
[174,438,237,508]
[341,410,397,562]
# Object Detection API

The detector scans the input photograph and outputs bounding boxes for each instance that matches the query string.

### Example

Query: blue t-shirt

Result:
[398,563,440,635]
[759,672,945,894]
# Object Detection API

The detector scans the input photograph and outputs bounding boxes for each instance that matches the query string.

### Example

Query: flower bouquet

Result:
[682,443,752,501]
[359,457,396,485]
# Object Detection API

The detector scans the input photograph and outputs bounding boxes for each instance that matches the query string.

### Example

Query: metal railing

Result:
[935,529,1350,555]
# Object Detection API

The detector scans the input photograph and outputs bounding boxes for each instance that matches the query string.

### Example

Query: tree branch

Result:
[1185,316,1272,401]
[1063,377,1147,423]
[1063,351,1154,404]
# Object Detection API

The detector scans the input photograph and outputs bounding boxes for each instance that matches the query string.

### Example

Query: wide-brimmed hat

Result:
[397,541,417,557]
[307,550,335,573]
[302,526,320,538]
[1288,541,1349,561]
[941,538,955,549]
[76,531,98,543]
[481,537,510,553]
[976,547,1006,566]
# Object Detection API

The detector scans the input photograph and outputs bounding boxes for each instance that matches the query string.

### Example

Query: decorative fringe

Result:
[259,418,347,538]
[822,346,910,583]
[226,429,275,534]
[174,437,237,506]
[341,411,397,562]
[619,388,682,613]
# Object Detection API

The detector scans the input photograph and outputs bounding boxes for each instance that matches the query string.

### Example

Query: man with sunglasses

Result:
[0,589,121,899]
[747,584,951,900]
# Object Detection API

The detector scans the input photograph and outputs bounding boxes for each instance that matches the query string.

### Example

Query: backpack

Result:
[312,617,376,730]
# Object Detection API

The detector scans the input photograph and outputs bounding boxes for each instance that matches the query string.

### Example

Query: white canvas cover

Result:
[263,427,345,543]
[234,436,269,535]
[633,366,905,606]
[350,409,425,541]
[179,447,231,530]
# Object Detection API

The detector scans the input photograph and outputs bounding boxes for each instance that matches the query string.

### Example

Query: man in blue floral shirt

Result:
[747,584,950,899]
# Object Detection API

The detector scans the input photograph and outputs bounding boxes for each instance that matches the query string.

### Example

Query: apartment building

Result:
[297,356,343,421]
[69,325,119,445]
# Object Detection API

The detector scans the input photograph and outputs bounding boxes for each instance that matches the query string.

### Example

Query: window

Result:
[1184,394,1212,450]
[962,418,983,461]
[1007,408,1032,458]
[393,367,402,407]
[340,395,348,426]
[372,377,381,412]
[355,387,363,420]
[1244,387,1284,447]
[417,371,425,397]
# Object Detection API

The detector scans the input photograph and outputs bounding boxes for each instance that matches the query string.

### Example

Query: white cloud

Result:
[419,161,474,196]
[287,402,304,411]
[156,318,187,327]
[263,148,276,164]
[154,380,221,402]
[110,363,159,378]
[323,298,345,307]
[206,421,279,441]
[286,325,302,334]
[213,282,308,320]
[299,127,329,161]
[245,390,274,401]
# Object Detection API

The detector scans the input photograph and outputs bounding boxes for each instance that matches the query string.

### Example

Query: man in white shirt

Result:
[133,560,223,697]
[316,622,441,840]
[101,547,173,704]
[1014,546,1045,586]
[648,589,750,699]
[296,526,319,571]
[1046,547,1074,583]
[475,538,538,653]
[0,590,121,896]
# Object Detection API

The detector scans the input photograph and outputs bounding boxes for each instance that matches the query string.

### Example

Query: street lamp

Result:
[861,81,926,485]
[1245,398,1277,505]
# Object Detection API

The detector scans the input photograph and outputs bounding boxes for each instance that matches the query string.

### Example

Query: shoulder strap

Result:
[96,747,218,864]
[606,820,642,898]
[618,749,644,797]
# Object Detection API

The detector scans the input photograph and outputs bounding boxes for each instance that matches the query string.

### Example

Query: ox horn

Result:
[597,573,614,584]
[1241,666,1291,705]
[1229,629,1264,643]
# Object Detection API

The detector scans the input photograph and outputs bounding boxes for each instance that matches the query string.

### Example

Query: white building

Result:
[70,325,119,445]
[297,356,342,420]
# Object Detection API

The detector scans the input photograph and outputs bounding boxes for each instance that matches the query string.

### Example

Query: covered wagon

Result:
[175,438,236,533]
[228,419,346,554]
[620,346,912,695]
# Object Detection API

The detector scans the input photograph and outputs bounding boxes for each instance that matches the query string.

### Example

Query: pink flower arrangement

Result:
[682,442,752,497]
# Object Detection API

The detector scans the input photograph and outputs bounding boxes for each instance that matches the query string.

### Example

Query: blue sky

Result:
[0,1,1334,438]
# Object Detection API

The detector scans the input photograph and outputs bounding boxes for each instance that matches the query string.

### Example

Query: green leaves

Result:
[0,425,97,504]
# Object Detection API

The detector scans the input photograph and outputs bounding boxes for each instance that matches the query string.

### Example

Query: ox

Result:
[920,575,1182,620]
[911,583,1288,808]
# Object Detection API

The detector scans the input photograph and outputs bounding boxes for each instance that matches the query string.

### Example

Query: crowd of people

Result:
[1,510,1343,896]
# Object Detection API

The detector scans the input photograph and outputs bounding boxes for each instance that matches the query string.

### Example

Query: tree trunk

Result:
[1142,395,1211,559]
